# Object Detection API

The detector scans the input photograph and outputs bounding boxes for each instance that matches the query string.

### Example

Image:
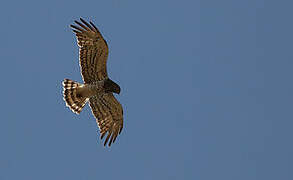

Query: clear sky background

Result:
[0,0,292,179]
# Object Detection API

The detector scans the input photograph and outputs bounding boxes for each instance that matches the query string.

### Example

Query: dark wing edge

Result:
[89,93,123,147]
[70,18,109,83]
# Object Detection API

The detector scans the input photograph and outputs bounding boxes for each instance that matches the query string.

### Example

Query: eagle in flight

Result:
[62,18,123,147]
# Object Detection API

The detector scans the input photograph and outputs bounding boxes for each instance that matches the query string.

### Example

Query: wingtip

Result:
[104,140,108,147]
[89,21,99,32]
[119,126,123,134]
[101,132,106,140]
[80,18,88,26]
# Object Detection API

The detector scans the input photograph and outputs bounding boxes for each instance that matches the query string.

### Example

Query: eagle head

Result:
[104,78,121,94]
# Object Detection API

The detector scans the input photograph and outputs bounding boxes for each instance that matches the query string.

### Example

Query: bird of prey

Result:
[62,18,123,147]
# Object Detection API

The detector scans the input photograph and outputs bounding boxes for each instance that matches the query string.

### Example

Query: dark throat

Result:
[104,78,121,94]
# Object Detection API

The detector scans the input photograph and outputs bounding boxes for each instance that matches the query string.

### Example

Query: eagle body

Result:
[62,18,123,147]
[75,79,120,98]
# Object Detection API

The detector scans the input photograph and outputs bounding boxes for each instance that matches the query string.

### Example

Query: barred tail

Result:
[62,79,88,114]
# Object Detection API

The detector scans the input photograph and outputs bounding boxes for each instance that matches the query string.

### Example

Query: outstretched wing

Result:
[71,18,109,83]
[89,93,123,146]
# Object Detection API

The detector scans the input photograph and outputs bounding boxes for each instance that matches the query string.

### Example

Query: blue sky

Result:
[0,0,292,179]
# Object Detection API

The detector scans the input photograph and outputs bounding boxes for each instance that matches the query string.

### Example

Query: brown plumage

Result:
[62,18,123,147]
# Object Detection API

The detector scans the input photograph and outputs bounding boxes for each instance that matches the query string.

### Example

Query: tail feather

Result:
[62,79,88,114]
